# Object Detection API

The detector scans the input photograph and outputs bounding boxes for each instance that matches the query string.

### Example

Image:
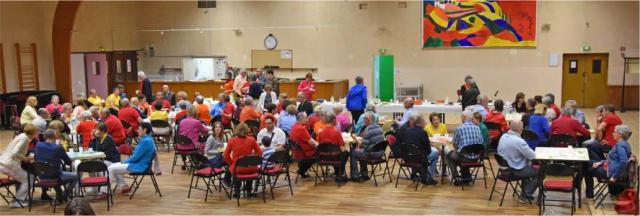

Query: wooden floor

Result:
[0,110,636,215]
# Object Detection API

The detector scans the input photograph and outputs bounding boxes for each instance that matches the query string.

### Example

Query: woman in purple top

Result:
[334,106,350,132]
[177,107,209,170]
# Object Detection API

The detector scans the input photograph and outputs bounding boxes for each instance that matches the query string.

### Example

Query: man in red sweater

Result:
[100,109,126,145]
[551,107,590,142]
[585,104,622,160]
[117,98,142,136]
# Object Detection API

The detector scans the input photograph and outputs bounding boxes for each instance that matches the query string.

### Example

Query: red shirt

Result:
[317,126,344,148]
[75,120,97,148]
[551,114,590,138]
[239,107,261,123]
[221,103,234,126]
[297,80,315,100]
[152,99,171,110]
[485,111,509,139]
[174,110,187,123]
[118,107,140,132]
[223,136,262,174]
[275,102,283,114]
[601,113,622,146]
[550,104,561,120]
[290,123,316,159]
[104,115,126,145]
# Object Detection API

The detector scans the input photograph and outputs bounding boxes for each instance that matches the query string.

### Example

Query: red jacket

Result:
[290,123,316,159]
[224,136,262,174]
[485,111,509,139]
[104,115,126,145]
[550,114,590,138]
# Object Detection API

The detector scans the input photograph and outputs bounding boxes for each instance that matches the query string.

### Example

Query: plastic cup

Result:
[79,147,84,153]
[88,148,94,152]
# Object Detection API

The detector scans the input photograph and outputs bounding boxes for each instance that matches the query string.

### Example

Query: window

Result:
[592,59,601,74]
[569,60,578,74]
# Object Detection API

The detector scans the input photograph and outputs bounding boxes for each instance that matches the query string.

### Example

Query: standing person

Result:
[0,124,38,208]
[458,75,476,100]
[108,122,156,195]
[45,95,64,114]
[138,71,153,102]
[289,112,318,177]
[87,89,102,107]
[346,76,367,125]
[222,71,235,96]
[233,70,248,97]
[512,92,527,113]
[20,96,39,126]
[497,121,538,203]
[297,73,315,101]
[265,69,279,95]
[461,79,480,110]
[257,84,277,111]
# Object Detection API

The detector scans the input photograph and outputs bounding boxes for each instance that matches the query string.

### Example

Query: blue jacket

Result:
[528,114,549,142]
[607,140,630,178]
[209,102,225,117]
[346,84,367,110]
[124,135,156,173]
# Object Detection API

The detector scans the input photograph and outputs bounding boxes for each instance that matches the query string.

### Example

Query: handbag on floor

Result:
[615,188,638,214]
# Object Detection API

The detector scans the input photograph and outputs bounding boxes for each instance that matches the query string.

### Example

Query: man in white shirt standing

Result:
[256,116,286,150]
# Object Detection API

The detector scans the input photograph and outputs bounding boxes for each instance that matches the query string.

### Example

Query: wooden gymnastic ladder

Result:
[14,43,40,91]
[0,44,7,93]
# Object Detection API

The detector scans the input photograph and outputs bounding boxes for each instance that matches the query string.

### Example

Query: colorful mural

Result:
[422,0,536,48]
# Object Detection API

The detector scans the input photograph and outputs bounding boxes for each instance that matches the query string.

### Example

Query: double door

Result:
[562,53,609,107]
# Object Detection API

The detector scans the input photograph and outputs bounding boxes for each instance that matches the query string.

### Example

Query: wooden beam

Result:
[52,1,81,101]
[0,43,6,93]
[14,43,23,91]
[31,43,39,91]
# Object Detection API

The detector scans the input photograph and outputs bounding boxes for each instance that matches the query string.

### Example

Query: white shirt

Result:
[256,127,287,147]
[258,91,278,111]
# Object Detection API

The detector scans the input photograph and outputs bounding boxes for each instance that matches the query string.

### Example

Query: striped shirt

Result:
[361,124,384,152]
[452,121,484,152]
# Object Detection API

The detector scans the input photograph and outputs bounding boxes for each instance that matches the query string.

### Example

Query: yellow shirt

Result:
[20,105,37,125]
[105,94,120,109]
[149,111,168,121]
[87,96,102,106]
[424,123,447,137]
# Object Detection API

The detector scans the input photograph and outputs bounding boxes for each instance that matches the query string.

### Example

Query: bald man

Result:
[497,121,537,204]
[162,85,176,106]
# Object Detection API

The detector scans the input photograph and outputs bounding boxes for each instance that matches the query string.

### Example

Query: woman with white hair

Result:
[75,111,97,149]
[354,104,379,134]
[564,100,585,125]
[138,71,153,101]
[584,124,633,198]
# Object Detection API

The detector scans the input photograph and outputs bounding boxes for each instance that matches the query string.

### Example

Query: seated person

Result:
[220,95,235,128]
[259,103,277,130]
[174,101,189,124]
[528,104,549,147]
[100,109,126,146]
[317,112,349,183]
[178,107,209,169]
[35,129,78,201]
[584,104,622,160]
[195,96,211,124]
[108,122,157,195]
[47,120,71,151]
[402,115,438,185]
[0,124,39,208]
[354,105,379,135]
[117,98,142,135]
[149,102,169,121]
[472,112,490,149]
[585,125,632,198]
[239,98,261,123]
[223,123,263,196]
[497,121,538,204]
[349,113,385,182]
[256,116,287,150]
[209,93,227,119]
[261,137,276,170]
[446,110,484,186]
[484,99,509,139]
[151,92,171,111]
[307,106,323,132]
[296,92,313,116]
[204,122,228,168]
[334,106,351,132]
[277,104,297,134]
[550,107,590,139]
[84,123,121,200]
[289,112,318,177]
[424,112,447,137]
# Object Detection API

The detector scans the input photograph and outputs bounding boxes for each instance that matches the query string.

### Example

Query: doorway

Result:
[562,53,609,107]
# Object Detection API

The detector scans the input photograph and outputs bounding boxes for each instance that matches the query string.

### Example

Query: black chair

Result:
[0,177,22,208]
[489,154,523,207]
[484,122,503,151]
[77,161,112,210]
[261,150,294,200]
[289,139,318,184]
[227,155,264,206]
[540,163,579,215]
[151,119,173,151]
[358,141,392,187]
[315,143,345,187]
[549,134,577,147]
[28,162,66,213]
[120,120,139,144]
[453,144,488,190]
[245,119,260,137]
[127,156,162,200]
[188,153,224,202]
[395,143,427,191]
[172,135,197,174]
[594,159,637,209]
[521,129,539,148]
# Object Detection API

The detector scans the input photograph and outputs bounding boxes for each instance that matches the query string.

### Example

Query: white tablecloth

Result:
[321,102,462,114]
[535,147,589,161]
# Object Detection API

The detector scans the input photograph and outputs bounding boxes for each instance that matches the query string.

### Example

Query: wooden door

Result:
[562,53,609,107]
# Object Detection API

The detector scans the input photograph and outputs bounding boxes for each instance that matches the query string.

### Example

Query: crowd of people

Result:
[0,71,635,212]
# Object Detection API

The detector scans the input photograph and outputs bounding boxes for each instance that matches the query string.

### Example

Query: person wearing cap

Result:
[584,124,633,198]
[527,104,549,148]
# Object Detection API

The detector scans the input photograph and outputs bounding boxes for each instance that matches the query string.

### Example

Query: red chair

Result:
[188,153,224,202]
[452,144,488,190]
[27,162,66,213]
[172,135,197,174]
[77,161,112,210]
[261,150,293,200]
[0,177,22,208]
[540,163,578,215]
[228,155,264,206]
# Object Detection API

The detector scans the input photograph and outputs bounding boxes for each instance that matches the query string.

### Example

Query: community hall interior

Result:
[0,0,639,215]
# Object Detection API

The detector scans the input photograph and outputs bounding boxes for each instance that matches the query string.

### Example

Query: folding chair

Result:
[128,157,162,200]
[315,143,345,187]
[359,141,392,187]
[395,143,428,191]
[28,162,66,213]
[262,150,294,200]
[521,129,540,149]
[489,154,523,206]
[289,140,318,184]
[77,161,112,210]
[172,135,197,174]
[594,159,637,209]
[188,153,224,202]
[452,144,487,190]
[151,119,173,152]
[227,155,264,206]
[0,177,22,208]
[540,163,579,215]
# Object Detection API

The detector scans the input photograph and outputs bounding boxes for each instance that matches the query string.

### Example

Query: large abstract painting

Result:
[422,0,536,48]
